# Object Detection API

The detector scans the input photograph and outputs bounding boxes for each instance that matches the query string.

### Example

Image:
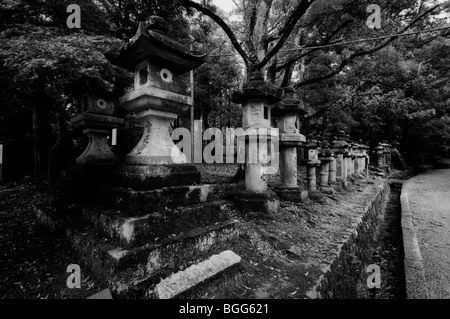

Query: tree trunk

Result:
[243,0,274,72]
[32,101,51,174]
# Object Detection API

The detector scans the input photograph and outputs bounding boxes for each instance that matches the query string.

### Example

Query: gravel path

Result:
[405,169,450,299]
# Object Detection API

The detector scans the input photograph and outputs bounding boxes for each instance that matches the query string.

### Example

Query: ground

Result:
[0,165,407,299]
[0,176,102,299]
[405,169,450,299]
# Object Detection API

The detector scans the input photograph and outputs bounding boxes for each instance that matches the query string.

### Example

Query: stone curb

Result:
[400,184,429,299]
[152,250,242,299]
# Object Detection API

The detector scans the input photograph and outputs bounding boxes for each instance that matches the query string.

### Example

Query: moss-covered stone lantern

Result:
[272,87,307,202]
[69,76,125,165]
[318,139,334,188]
[332,131,349,181]
[112,16,206,166]
[231,70,282,214]
[110,16,206,189]
[304,137,321,191]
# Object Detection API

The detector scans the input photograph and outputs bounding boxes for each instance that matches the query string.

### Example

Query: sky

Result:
[212,0,236,13]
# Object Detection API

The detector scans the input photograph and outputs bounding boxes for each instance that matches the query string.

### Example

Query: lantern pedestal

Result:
[275,186,309,203]
[70,113,124,165]
[329,156,337,183]
[110,164,200,190]
[306,160,321,191]
[275,139,308,202]
[272,87,307,203]
[233,189,280,217]
[319,158,332,188]
[123,108,185,165]
[115,93,201,189]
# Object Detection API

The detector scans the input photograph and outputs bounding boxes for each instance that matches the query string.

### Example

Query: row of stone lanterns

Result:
[70,16,207,190]
[67,15,377,214]
[300,133,371,192]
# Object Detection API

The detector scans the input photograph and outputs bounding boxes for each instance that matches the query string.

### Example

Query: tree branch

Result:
[275,20,352,73]
[295,4,441,88]
[177,0,251,68]
[255,0,317,70]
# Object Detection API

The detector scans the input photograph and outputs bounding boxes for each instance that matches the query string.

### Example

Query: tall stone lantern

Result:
[381,141,392,168]
[272,87,307,202]
[328,137,338,183]
[350,141,359,176]
[111,16,206,188]
[69,76,125,165]
[359,141,370,178]
[231,71,282,214]
[376,143,385,168]
[390,140,404,170]
[332,132,348,181]
[344,136,353,178]
[351,142,360,175]
[318,139,334,189]
[304,137,321,191]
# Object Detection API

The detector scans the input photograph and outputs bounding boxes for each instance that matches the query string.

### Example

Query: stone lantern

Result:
[69,76,125,165]
[390,140,404,170]
[356,140,364,175]
[328,137,338,184]
[381,141,392,169]
[232,71,282,214]
[304,137,321,191]
[344,136,353,178]
[233,71,282,191]
[318,139,334,188]
[359,141,370,178]
[272,87,307,202]
[111,16,206,187]
[332,132,348,181]
[376,143,385,168]
[351,142,359,176]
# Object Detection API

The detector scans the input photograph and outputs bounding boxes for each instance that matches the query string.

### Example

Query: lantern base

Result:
[124,108,187,166]
[70,113,124,166]
[111,164,201,190]
[274,186,308,203]
[232,189,279,216]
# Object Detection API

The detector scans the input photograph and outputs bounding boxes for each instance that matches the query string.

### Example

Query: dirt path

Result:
[405,169,450,299]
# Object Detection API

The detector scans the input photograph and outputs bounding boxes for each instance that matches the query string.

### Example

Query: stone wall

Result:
[309,182,390,298]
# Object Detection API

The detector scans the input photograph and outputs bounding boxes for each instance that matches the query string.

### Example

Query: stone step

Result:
[67,220,240,298]
[149,250,242,299]
[109,164,201,191]
[80,201,232,248]
[88,184,216,215]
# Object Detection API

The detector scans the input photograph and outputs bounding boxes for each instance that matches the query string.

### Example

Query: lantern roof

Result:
[232,71,283,105]
[272,86,307,116]
[111,16,207,74]
[319,139,334,157]
[304,136,319,148]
